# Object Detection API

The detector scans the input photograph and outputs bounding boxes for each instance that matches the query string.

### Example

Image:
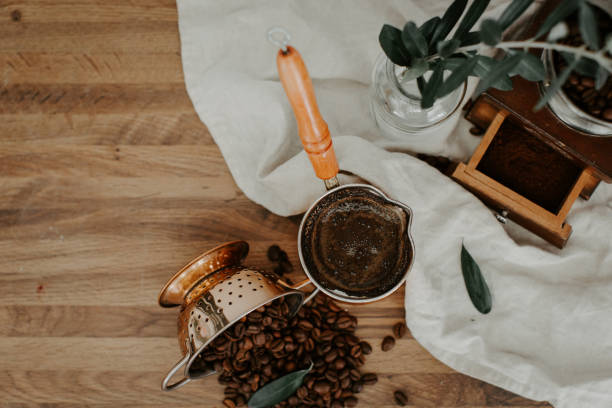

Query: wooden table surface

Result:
[0,1,552,407]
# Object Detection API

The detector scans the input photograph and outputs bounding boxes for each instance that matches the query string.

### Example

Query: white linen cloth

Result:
[176,1,612,406]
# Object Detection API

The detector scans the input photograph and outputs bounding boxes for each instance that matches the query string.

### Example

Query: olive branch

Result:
[379,0,612,109]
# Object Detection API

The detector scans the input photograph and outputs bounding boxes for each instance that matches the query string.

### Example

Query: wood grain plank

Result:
[0,53,184,84]
[0,370,548,406]
[0,84,192,114]
[0,22,179,53]
[0,337,453,373]
[0,146,229,176]
[1,0,177,23]
[0,177,237,210]
[0,113,212,145]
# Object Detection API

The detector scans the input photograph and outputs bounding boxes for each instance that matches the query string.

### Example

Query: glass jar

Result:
[369,54,466,139]
[541,50,611,137]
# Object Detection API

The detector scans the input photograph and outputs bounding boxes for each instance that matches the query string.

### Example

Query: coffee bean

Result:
[394,390,408,406]
[349,344,362,358]
[298,320,313,330]
[314,381,331,395]
[267,245,282,261]
[359,341,372,355]
[362,373,378,385]
[382,336,395,351]
[351,381,363,394]
[581,77,594,88]
[325,349,338,363]
[223,398,236,408]
[336,316,352,329]
[340,376,351,389]
[253,332,266,347]
[224,387,238,397]
[335,358,346,370]
[349,369,361,381]
[288,396,299,406]
[393,322,407,339]
[345,396,358,407]
[236,394,247,407]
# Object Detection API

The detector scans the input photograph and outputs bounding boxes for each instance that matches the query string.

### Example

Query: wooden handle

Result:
[277,46,338,181]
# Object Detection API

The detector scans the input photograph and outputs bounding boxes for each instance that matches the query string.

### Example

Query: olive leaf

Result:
[595,66,609,90]
[419,16,441,48]
[379,24,411,66]
[461,243,491,314]
[578,1,599,50]
[497,0,533,30]
[534,0,580,39]
[453,0,490,41]
[431,0,468,45]
[473,55,513,90]
[402,21,429,58]
[475,53,523,95]
[421,63,444,108]
[248,363,313,408]
[437,56,478,97]
[401,59,429,82]
[437,39,461,58]
[480,19,502,46]
[460,31,481,46]
[508,51,546,81]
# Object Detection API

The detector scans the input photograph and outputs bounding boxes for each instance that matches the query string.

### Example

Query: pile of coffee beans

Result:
[193,293,376,408]
[554,7,612,122]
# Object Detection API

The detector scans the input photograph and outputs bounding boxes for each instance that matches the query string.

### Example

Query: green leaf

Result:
[480,19,502,46]
[453,0,490,40]
[417,76,427,95]
[595,66,609,90]
[509,51,546,81]
[473,56,513,90]
[498,0,533,30]
[248,363,313,408]
[437,39,461,58]
[461,243,492,314]
[560,51,599,77]
[475,53,523,95]
[437,56,478,97]
[400,59,429,82]
[402,22,429,58]
[379,24,411,66]
[578,1,599,50]
[419,17,441,47]
[535,0,580,39]
[421,63,444,109]
[460,31,481,46]
[431,0,468,44]
[534,57,579,110]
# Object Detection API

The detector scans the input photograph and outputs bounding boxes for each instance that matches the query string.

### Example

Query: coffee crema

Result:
[300,186,412,298]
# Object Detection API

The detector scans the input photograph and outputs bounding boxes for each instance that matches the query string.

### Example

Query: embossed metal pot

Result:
[158,240,306,391]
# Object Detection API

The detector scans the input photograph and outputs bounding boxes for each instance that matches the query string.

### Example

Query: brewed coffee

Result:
[300,187,412,298]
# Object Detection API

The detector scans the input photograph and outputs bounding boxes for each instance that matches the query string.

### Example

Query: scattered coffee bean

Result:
[394,390,408,406]
[267,245,282,261]
[392,322,407,339]
[469,126,484,135]
[361,373,378,385]
[382,335,395,351]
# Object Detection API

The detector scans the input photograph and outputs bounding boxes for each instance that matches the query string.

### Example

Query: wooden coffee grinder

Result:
[452,0,611,248]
